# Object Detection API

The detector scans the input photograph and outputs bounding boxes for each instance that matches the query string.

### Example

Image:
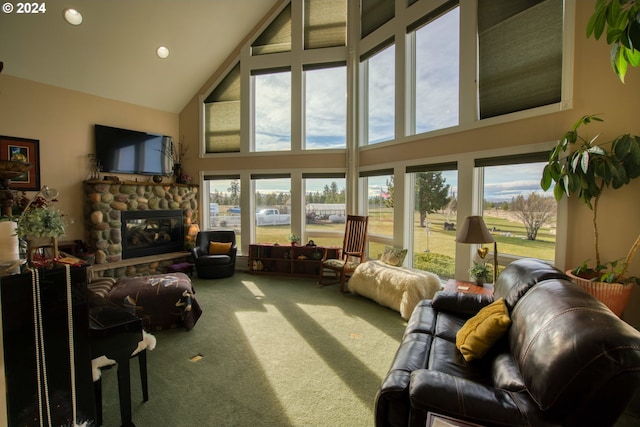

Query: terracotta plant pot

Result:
[566,270,634,317]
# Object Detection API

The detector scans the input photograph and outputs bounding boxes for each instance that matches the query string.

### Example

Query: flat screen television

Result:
[94,124,173,175]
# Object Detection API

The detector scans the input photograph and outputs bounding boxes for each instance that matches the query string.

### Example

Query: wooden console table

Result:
[248,244,340,278]
[444,279,494,296]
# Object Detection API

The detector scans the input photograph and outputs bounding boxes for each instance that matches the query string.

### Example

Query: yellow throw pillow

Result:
[456,298,511,362]
[209,241,232,255]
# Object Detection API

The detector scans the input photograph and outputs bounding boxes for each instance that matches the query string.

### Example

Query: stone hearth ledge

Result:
[87,251,191,280]
[84,180,199,278]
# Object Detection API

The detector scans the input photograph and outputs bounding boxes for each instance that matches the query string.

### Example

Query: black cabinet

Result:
[1,265,95,426]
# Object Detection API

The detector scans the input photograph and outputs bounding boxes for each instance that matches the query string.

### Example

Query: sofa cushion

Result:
[209,241,232,254]
[491,353,526,392]
[198,254,232,265]
[380,246,408,266]
[456,298,511,361]
[431,291,494,317]
[509,279,640,415]
[493,258,569,311]
[88,277,116,298]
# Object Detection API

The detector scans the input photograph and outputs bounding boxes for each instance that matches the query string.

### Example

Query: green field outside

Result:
[247,207,556,277]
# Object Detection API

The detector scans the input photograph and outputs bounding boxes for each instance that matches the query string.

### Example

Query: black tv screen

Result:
[94,124,173,175]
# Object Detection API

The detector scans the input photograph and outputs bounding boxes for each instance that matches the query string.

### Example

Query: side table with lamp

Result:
[455,215,498,285]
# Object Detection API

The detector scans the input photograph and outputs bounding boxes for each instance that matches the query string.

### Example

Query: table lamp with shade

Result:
[186,223,200,249]
[455,215,498,284]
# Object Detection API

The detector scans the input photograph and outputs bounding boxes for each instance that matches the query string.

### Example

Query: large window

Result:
[253,175,292,244]
[361,170,394,257]
[253,71,292,152]
[364,44,395,145]
[304,65,347,149]
[412,6,459,134]
[198,0,568,267]
[408,164,458,279]
[304,175,346,247]
[477,154,557,266]
[205,176,242,248]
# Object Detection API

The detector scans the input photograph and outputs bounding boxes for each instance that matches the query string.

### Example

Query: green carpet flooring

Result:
[97,272,407,427]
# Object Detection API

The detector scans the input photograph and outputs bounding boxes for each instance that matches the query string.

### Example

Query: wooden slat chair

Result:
[318,215,369,292]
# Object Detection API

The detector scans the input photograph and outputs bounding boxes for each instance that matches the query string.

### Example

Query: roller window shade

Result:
[303,61,346,72]
[359,168,394,178]
[474,152,549,168]
[205,63,240,103]
[302,172,346,179]
[407,0,459,34]
[360,37,394,62]
[305,0,347,50]
[204,174,241,181]
[251,173,291,180]
[204,102,240,153]
[204,63,241,153]
[478,0,563,119]
[251,66,292,76]
[252,3,292,55]
[406,162,457,173]
[361,0,395,38]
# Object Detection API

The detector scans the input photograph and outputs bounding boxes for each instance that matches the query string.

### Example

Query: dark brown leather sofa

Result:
[375,258,640,427]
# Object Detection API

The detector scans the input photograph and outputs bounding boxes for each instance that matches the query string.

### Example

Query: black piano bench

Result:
[93,349,149,426]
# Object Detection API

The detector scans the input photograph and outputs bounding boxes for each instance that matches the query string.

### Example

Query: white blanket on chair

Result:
[348,260,441,320]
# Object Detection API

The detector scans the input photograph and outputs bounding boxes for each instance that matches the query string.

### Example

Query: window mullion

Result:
[406,31,416,136]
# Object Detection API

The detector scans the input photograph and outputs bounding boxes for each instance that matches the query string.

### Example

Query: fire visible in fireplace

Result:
[121,210,184,259]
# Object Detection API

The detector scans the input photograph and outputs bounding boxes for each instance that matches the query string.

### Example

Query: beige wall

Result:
[0,74,179,241]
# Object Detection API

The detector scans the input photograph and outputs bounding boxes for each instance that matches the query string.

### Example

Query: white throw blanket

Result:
[348,260,441,320]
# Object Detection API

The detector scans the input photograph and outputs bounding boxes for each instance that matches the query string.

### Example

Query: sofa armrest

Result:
[192,246,205,259]
[409,370,555,426]
[431,291,494,317]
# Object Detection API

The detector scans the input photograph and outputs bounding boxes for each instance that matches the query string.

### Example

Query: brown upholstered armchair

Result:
[191,230,237,279]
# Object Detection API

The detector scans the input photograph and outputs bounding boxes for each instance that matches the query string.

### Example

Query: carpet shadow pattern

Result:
[98,272,408,426]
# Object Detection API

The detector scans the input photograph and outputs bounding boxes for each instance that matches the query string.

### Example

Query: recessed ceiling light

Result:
[63,8,83,26]
[156,46,170,59]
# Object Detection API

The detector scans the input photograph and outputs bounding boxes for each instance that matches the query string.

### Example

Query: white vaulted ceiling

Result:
[0,0,279,113]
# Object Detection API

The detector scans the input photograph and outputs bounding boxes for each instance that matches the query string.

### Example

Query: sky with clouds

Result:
[212,6,552,203]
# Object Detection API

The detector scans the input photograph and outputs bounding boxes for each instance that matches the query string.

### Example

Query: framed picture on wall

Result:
[0,135,40,191]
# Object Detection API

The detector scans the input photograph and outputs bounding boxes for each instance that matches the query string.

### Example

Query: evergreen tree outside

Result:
[416,172,451,227]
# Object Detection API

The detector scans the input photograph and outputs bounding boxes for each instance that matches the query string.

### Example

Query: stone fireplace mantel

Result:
[83,180,199,277]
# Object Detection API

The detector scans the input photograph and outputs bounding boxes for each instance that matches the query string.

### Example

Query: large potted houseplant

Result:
[587,0,640,84]
[541,114,640,315]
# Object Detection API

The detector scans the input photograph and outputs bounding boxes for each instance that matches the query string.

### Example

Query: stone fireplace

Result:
[83,180,199,276]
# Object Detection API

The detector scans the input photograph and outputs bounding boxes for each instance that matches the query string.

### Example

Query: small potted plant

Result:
[13,190,66,266]
[469,261,492,286]
[287,233,301,246]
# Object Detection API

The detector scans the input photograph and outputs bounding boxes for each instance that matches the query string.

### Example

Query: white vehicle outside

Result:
[255,209,291,226]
